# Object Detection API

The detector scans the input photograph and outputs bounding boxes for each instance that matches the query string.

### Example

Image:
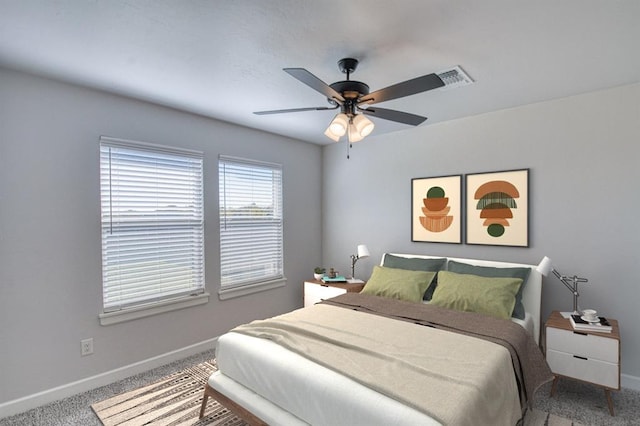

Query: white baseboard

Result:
[0,337,218,419]
[622,373,640,391]
[2,338,638,419]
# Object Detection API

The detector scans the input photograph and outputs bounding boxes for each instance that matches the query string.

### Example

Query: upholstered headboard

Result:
[382,253,543,344]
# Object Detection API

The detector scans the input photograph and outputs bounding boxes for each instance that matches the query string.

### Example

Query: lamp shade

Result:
[329,113,349,136]
[352,114,375,137]
[357,244,370,258]
[537,256,553,276]
[324,127,340,142]
[347,123,364,143]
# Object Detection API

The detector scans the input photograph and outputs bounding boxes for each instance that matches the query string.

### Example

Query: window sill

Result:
[218,277,287,300]
[99,292,210,326]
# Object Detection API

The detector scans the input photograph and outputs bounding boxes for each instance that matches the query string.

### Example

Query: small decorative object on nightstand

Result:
[303,279,365,307]
[544,310,620,416]
[327,267,338,278]
[313,267,325,281]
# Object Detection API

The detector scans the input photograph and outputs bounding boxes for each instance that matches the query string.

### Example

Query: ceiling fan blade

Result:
[254,105,338,115]
[360,106,427,126]
[284,68,345,103]
[359,73,444,105]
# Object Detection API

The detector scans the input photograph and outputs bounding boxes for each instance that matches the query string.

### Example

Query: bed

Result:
[200,254,553,426]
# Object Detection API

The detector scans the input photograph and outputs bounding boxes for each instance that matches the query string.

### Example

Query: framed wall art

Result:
[465,169,529,247]
[411,174,462,243]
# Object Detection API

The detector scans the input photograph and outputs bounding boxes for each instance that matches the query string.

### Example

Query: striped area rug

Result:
[91,360,247,426]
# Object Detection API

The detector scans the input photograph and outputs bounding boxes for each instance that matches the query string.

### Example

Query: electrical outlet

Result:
[81,338,94,356]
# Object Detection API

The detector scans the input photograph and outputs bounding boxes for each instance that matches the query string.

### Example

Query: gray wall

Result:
[1,65,638,408]
[0,68,322,404]
[322,83,640,385]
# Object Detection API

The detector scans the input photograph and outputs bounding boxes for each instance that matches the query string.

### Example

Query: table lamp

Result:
[537,256,588,314]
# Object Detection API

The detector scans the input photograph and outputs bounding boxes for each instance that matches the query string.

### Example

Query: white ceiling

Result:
[1,0,639,145]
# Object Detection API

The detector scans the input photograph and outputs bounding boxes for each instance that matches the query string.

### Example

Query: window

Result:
[99,137,206,324]
[219,155,284,298]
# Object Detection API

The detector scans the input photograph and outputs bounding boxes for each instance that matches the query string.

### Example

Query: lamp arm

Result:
[553,270,588,292]
[551,267,589,314]
[350,254,360,279]
[553,270,577,294]
[351,254,366,278]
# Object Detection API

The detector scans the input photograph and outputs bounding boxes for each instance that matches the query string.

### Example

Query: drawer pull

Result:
[572,331,588,336]
[573,355,588,360]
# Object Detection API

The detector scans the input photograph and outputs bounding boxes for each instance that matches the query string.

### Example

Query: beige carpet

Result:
[92,359,579,426]
[523,408,584,426]
[91,360,247,426]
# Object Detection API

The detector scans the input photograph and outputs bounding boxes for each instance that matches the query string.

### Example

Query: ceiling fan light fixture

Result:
[347,123,364,143]
[352,114,374,138]
[328,113,349,136]
[256,57,446,152]
[324,126,340,142]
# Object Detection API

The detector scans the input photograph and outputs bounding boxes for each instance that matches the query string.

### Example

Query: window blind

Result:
[100,137,204,312]
[219,155,283,288]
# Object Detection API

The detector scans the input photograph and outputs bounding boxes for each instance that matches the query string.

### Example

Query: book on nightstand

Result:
[569,314,612,332]
[321,275,347,283]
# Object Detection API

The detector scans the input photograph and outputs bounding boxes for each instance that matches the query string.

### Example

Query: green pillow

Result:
[430,271,522,320]
[382,254,446,301]
[361,266,437,303]
[447,260,531,320]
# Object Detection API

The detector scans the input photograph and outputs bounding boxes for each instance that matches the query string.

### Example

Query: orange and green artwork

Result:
[466,169,528,247]
[420,186,454,232]
[412,175,462,244]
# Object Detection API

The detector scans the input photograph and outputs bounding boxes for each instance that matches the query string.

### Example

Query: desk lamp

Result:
[537,256,588,314]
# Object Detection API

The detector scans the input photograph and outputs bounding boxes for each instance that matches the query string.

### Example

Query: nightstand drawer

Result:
[546,349,619,388]
[304,282,346,306]
[546,327,618,363]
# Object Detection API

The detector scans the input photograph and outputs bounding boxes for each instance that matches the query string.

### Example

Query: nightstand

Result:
[544,311,620,415]
[303,279,365,307]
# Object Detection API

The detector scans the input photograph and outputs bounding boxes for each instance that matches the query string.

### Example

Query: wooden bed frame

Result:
[200,382,268,425]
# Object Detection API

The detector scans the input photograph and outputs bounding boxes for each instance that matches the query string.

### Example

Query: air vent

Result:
[437,66,473,89]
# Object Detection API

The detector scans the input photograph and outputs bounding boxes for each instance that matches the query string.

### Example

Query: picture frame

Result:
[411,174,462,243]
[465,169,529,247]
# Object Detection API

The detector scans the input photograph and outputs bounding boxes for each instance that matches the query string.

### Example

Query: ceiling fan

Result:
[254,58,445,143]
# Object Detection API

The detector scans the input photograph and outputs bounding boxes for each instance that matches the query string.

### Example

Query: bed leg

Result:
[199,381,270,426]
[199,383,213,419]
[550,376,559,397]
